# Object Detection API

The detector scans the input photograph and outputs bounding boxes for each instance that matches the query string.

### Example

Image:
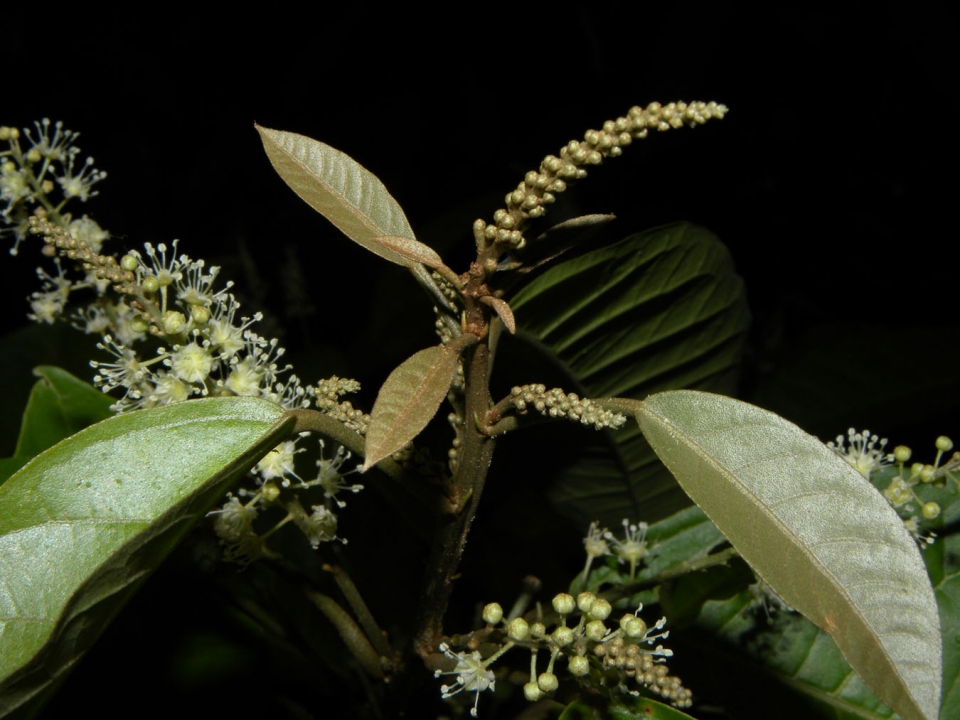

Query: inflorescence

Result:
[828,429,958,547]
[435,592,689,717]
[3,119,370,560]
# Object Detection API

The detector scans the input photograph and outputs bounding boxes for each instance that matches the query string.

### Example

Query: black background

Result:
[2,5,957,718]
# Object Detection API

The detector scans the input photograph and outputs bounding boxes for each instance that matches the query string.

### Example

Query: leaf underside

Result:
[362,345,459,471]
[256,124,442,269]
[0,397,293,719]
[506,222,750,525]
[634,390,942,720]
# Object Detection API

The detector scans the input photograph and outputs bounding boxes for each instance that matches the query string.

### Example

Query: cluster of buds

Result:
[509,384,627,430]
[827,429,958,547]
[1,119,106,253]
[435,593,689,717]
[880,435,958,545]
[473,101,727,262]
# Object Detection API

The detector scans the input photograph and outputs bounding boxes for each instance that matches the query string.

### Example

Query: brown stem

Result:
[412,342,495,657]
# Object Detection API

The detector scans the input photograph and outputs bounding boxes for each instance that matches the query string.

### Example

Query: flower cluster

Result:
[474,101,727,259]
[435,593,689,717]
[1,119,106,254]
[582,518,651,582]
[827,429,958,547]
[4,124,371,559]
[509,384,627,431]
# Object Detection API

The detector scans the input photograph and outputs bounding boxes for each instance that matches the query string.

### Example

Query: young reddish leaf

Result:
[479,296,516,334]
[362,346,458,472]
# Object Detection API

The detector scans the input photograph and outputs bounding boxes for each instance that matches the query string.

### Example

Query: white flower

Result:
[167,340,215,384]
[68,215,109,253]
[294,504,340,547]
[254,440,300,483]
[827,428,893,479]
[57,154,106,201]
[606,519,649,580]
[581,521,611,583]
[434,643,496,718]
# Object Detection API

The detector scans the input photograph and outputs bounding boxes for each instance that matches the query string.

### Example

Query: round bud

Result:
[130,316,150,334]
[508,617,530,641]
[577,592,595,613]
[552,626,574,647]
[622,617,647,638]
[922,501,941,519]
[920,465,936,483]
[261,482,281,502]
[936,436,954,452]
[585,619,607,642]
[523,682,544,701]
[552,593,575,616]
[588,598,611,621]
[537,672,559,693]
[26,148,42,163]
[120,254,139,272]
[568,655,590,677]
[482,603,503,625]
[141,276,160,294]
[530,622,546,639]
[910,462,924,478]
[161,310,187,335]
[892,445,911,463]
[191,305,211,325]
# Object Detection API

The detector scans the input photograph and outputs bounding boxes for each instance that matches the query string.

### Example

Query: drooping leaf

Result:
[256,124,442,269]
[504,222,749,525]
[632,390,942,720]
[362,345,458,471]
[0,366,114,485]
[0,397,294,719]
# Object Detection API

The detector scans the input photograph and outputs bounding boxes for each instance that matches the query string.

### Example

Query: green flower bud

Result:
[935,436,954,452]
[508,617,530,641]
[552,593,575,616]
[585,619,607,642]
[893,445,912,463]
[552,626,574,647]
[482,603,503,625]
[537,672,559,693]
[588,598,611,621]
[568,655,590,677]
[922,502,941,519]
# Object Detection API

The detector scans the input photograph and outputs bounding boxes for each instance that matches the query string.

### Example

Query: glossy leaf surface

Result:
[0,366,114,485]
[256,125,441,268]
[506,222,749,524]
[362,345,458,471]
[633,390,941,720]
[0,397,293,719]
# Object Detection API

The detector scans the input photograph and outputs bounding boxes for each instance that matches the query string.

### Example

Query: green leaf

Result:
[505,222,749,524]
[0,366,115,485]
[0,397,294,719]
[633,390,942,720]
[362,345,458,471]
[256,124,442,269]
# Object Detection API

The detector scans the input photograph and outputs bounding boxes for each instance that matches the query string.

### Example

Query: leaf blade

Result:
[256,124,441,268]
[0,397,293,718]
[506,222,750,524]
[634,390,941,720]
[362,345,458,472]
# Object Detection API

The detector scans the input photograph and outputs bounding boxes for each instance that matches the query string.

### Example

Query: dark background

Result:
[2,5,957,718]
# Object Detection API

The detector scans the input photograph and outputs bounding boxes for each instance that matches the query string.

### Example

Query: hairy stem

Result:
[413,342,495,657]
